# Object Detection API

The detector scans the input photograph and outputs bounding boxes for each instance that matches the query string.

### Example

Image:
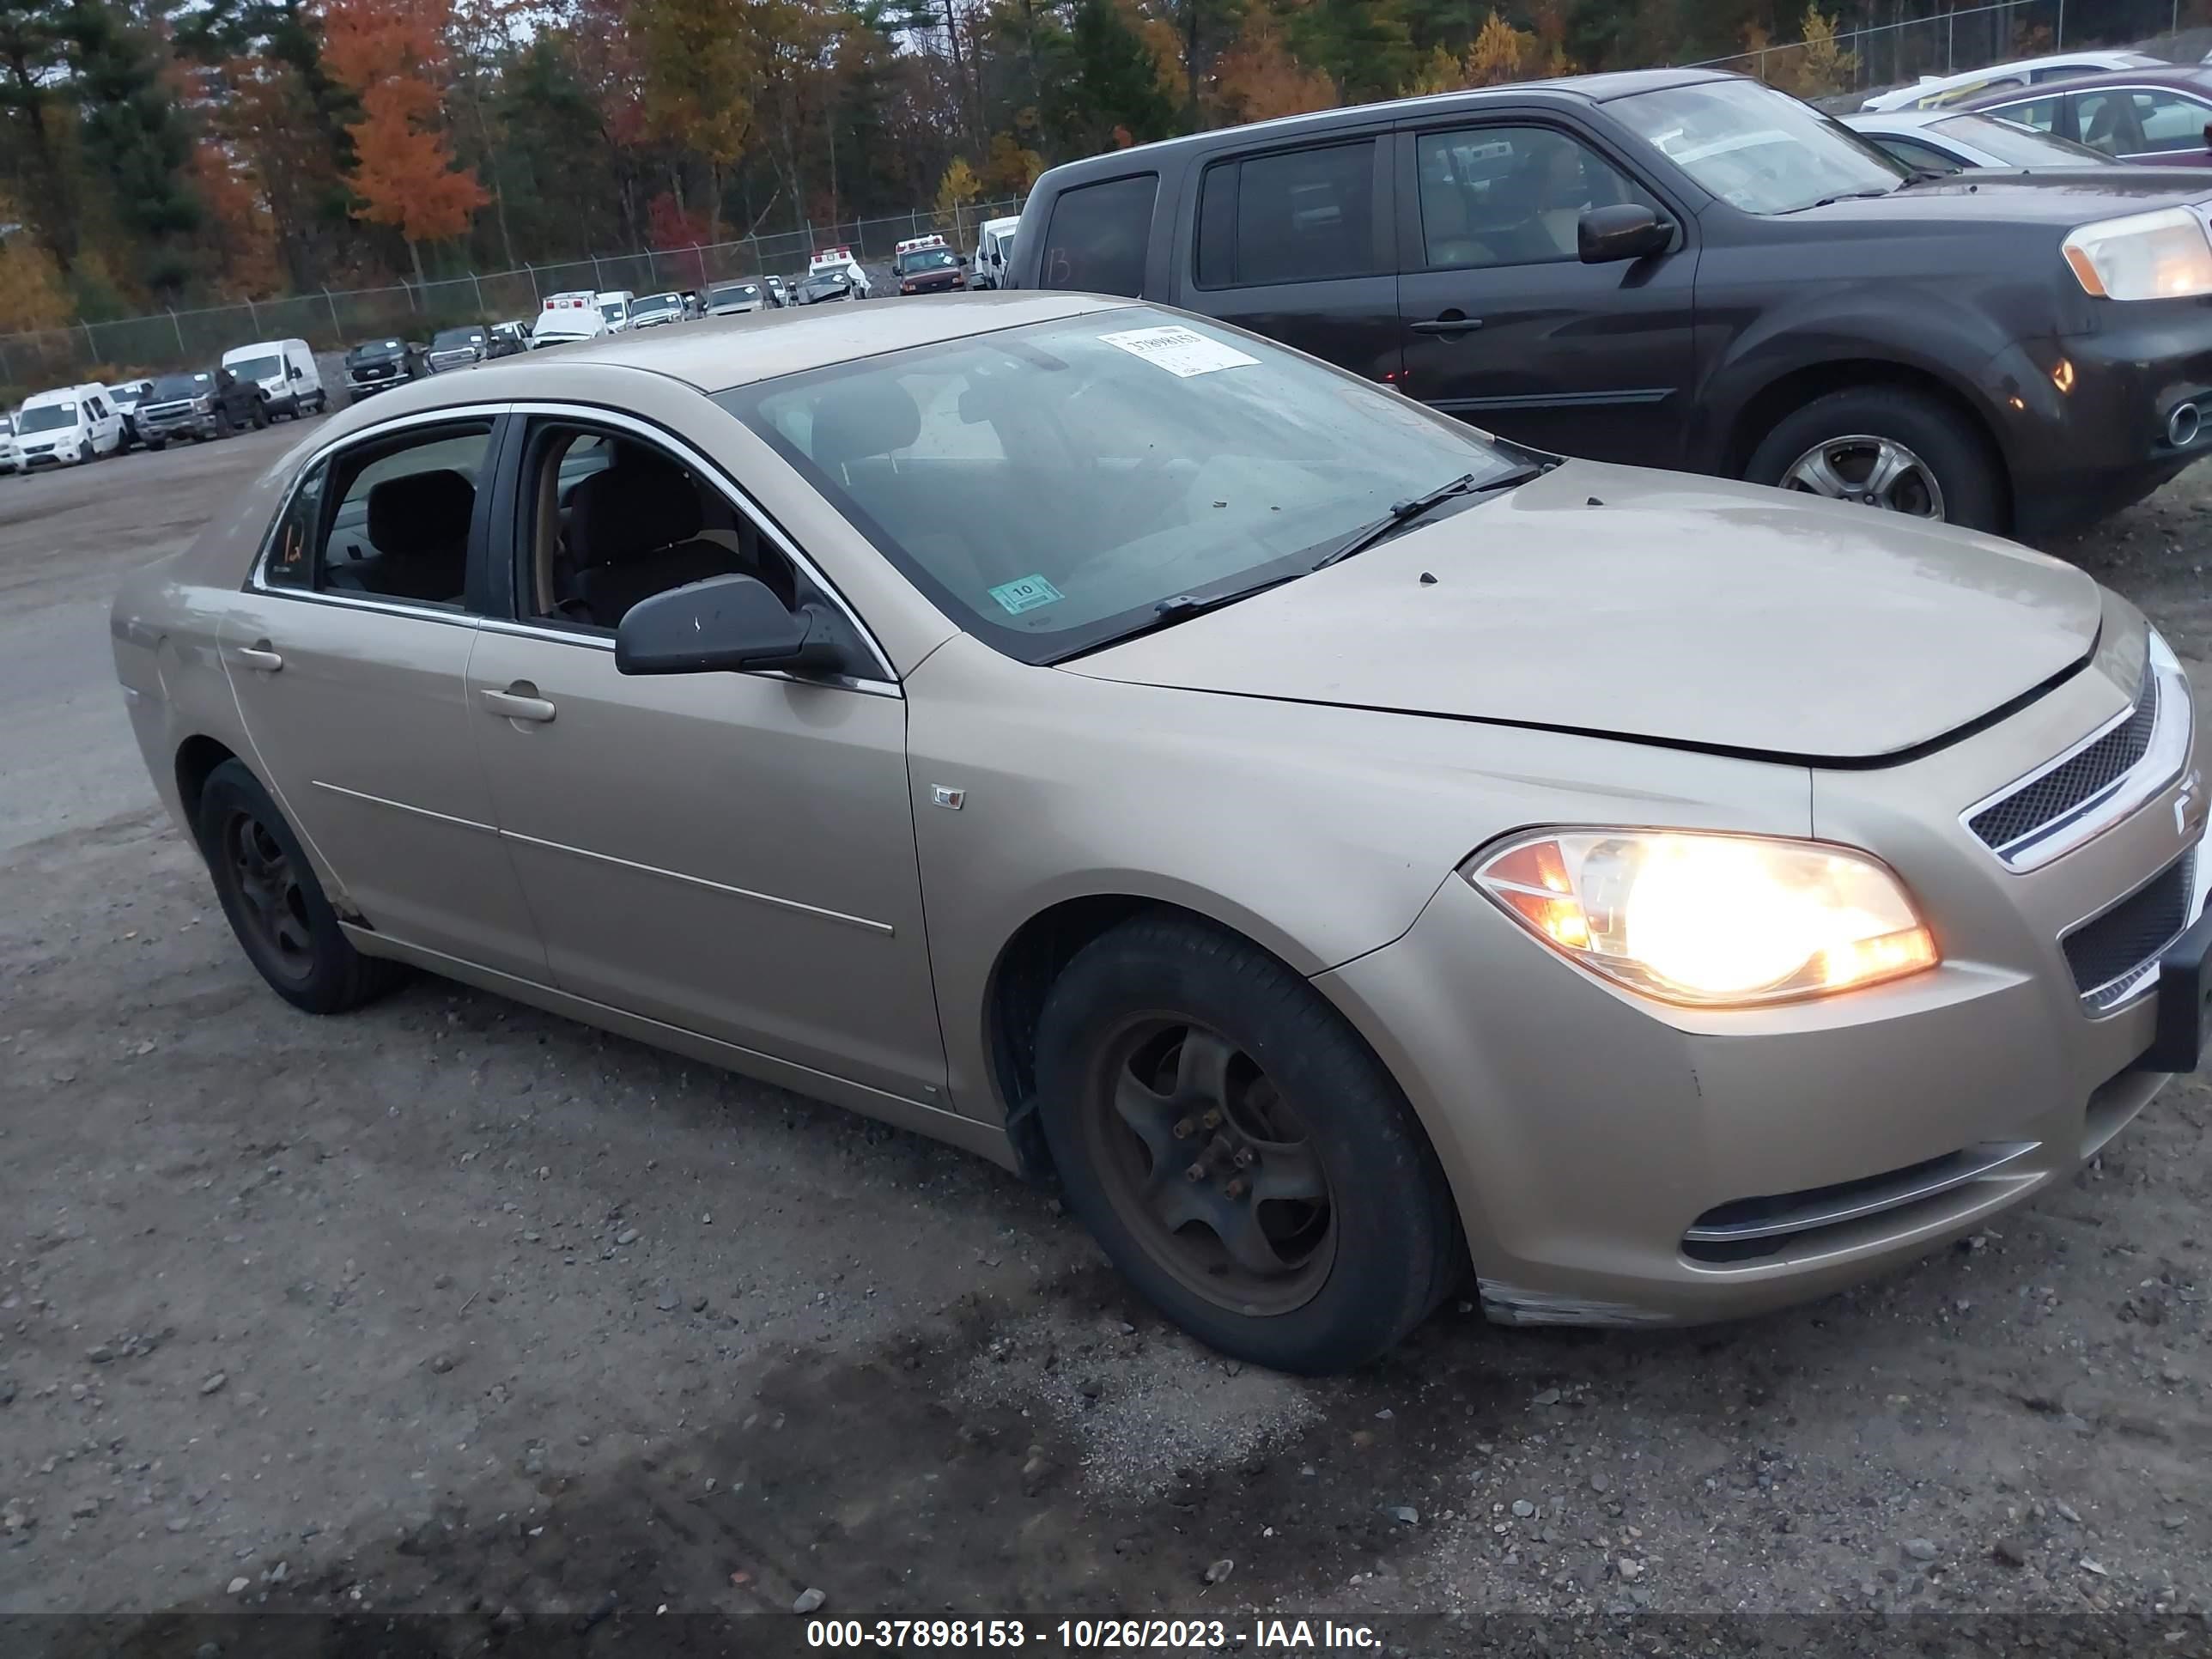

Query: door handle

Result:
[481,684,556,724]
[1411,315,1483,335]
[234,642,283,672]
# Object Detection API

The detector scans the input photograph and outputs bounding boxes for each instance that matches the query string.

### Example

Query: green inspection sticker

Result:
[988,574,1065,615]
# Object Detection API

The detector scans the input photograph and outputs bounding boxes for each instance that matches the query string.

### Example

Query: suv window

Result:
[1415,127,1650,269]
[2106,88,2211,154]
[1988,94,2062,133]
[2074,88,2150,155]
[267,422,493,604]
[517,420,802,632]
[1040,173,1157,295]
[1196,141,1379,287]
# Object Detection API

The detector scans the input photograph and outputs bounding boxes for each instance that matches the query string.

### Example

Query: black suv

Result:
[133,368,268,447]
[1011,67,2212,535]
[343,337,427,400]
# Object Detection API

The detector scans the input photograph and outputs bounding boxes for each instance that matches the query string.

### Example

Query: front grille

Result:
[2063,848,2194,1009]
[1969,655,2156,856]
[141,401,192,420]
[1682,1139,2039,1263]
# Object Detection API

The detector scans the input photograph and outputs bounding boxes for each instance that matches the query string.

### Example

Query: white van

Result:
[969,216,1021,289]
[595,290,636,332]
[222,338,325,420]
[13,384,125,468]
[532,290,607,349]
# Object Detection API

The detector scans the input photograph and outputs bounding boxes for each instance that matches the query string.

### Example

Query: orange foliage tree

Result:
[322,0,489,287]
[1212,13,1336,125]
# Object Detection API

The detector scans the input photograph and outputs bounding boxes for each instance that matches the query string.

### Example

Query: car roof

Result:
[1043,67,1733,170]
[1964,64,2209,98]
[297,292,1132,437]
[1844,108,1987,131]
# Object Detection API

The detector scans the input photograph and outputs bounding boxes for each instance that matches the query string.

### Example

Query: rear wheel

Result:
[214,408,234,440]
[196,760,406,1015]
[1034,914,1461,1374]
[1746,386,2003,532]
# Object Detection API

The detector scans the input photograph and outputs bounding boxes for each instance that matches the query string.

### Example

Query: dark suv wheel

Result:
[1033,914,1462,1374]
[1746,386,2003,532]
[195,759,406,1015]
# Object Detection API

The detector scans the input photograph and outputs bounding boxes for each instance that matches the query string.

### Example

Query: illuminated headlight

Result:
[2062,206,2212,301]
[1465,830,1938,1006]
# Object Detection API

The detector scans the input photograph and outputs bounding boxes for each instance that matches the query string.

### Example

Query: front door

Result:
[465,414,946,1103]
[222,414,547,978]
[1393,122,1698,465]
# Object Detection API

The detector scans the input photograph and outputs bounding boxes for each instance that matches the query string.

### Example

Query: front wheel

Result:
[215,408,234,440]
[196,760,407,1015]
[251,402,268,429]
[1034,914,1461,1374]
[1745,386,2003,532]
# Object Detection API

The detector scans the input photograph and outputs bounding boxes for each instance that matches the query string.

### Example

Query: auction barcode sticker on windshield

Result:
[1099,325,1260,377]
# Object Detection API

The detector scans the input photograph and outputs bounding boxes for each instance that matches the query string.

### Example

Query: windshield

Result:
[1931,112,2111,167]
[19,403,78,433]
[906,249,958,271]
[349,340,402,360]
[109,384,146,406]
[633,295,679,316]
[715,308,1527,664]
[711,284,760,303]
[432,327,485,349]
[800,276,847,296]
[149,373,214,400]
[229,356,283,382]
[598,301,625,322]
[1615,78,1907,213]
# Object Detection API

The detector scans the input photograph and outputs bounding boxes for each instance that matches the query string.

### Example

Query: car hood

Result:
[1809,167,2212,227]
[1062,462,2102,762]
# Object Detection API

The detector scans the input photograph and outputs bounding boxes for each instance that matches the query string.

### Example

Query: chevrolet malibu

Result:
[111,296,2212,1373]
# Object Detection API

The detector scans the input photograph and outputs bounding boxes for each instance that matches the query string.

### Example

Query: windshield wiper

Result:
[1790,185,1900,211]
[1311,465,1545,571]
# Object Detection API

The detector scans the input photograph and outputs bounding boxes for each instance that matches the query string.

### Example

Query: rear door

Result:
[1391,118,1698,465]
[1181,133,1401,383]
[219,410,546,978]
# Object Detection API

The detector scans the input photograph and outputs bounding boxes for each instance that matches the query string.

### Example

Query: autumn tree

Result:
[1212,10,1335,125]
[934,154,980,241]
[1403,40,1463,95]
[981,130,1044,196]
[0,193,71,331]
[322,0,487,287]
[1464,10,1535,87]
[635,0,757,243]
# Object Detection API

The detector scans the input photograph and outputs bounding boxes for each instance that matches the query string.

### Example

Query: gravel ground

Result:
[0,426,2208,1648]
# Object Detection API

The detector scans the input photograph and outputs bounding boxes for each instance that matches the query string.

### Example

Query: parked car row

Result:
[1008,65,2212,538]
[3,337,331,475]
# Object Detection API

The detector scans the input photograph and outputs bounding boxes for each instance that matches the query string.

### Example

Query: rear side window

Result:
[1198,141,1380,289]
[1039,173,1157,296]
[263,422,493,606]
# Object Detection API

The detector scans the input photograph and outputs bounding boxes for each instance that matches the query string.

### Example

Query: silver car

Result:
[112,296,2210,1372]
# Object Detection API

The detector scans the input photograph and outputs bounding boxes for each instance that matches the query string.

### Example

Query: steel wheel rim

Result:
[1080,1015,1335,1316]
[222,810,314,981]
[1780,433,1945,520]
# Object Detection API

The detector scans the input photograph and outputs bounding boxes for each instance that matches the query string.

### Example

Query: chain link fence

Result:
[0,198,1024,398]
[1690,0,2189,105]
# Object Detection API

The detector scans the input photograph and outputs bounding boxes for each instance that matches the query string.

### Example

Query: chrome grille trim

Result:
[1960,634,2191,872]
[1682,1139,2040,1246]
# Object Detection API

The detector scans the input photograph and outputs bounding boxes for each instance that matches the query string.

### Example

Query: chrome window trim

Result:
[245,400,514,606]
[1961,635,2191,873]
[502,399,900,687]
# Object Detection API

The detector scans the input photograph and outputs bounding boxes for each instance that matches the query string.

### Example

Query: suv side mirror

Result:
[289,364,304,380]
[1578,204,1672,264]
[616,574,847,677]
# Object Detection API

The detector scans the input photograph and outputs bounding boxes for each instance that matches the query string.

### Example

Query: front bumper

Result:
[1989,303,2212,537]
[139,415,221,441]
[1317,611,2203,1327]
[19,446,79,468]
[346,374,404,396]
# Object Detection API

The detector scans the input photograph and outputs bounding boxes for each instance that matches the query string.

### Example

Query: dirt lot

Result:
[1,423,2208,1650]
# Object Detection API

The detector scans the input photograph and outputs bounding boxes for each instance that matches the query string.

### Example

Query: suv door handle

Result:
[1411,314,1483,335]
[234,643,283,672]
[482,684,556,724]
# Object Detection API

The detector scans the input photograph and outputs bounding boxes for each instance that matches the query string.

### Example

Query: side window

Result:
[517,420,801,632]
[278,422,493,605]
[1198,140,1379,287]
[2075,89,2147,155]
[2130,89,2211,154]
[1984,94,2058,132]
[1416,126,1652,270]
[87,396,109,420]
[1873,136,1961,173]
[1039,173,1157,296]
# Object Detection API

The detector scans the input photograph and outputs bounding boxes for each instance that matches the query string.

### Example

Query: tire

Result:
[1744,385,2004,533]
[1033,913,1461,1374]
[195,759,406,1015]
[146,439,166,452]
[215,408,234,440]
[252,402,268,429]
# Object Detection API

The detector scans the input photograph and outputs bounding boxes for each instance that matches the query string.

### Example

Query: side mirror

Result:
[615,574,846,677]
[289,364,304,380]
[1578,204,1672,264]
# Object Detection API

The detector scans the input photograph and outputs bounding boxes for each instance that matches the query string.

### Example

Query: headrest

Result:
[367,469,474,557]
[568,450,705,568]
[808,380,921,475]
